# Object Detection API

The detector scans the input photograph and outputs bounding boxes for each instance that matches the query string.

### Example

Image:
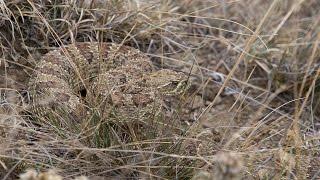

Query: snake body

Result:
[28,42,188,128]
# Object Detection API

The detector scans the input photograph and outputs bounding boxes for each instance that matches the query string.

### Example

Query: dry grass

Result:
[0,0,319,179]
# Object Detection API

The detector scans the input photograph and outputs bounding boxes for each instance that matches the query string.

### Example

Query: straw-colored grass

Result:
[1,0,319,179]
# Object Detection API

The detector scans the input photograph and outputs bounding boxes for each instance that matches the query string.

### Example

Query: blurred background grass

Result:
[0,0,319,179]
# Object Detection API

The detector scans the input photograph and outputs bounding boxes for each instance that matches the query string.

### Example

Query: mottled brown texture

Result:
[28,42,188,126]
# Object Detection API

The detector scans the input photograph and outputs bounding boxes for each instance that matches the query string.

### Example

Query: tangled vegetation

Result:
[0,0,319,179]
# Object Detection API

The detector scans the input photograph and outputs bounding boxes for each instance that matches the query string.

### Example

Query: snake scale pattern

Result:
[28,42,188,127]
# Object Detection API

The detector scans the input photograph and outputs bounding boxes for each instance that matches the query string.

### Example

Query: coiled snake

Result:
[28,42,188,129]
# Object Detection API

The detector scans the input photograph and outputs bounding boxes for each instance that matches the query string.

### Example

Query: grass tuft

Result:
[0,0,319,179]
